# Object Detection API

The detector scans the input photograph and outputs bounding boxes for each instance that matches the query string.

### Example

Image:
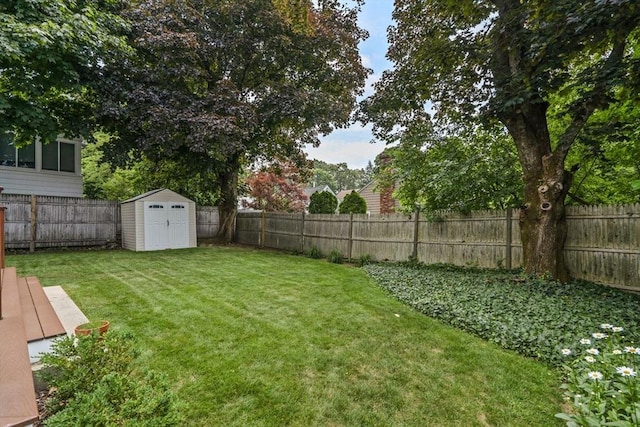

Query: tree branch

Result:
[555,29,629,159]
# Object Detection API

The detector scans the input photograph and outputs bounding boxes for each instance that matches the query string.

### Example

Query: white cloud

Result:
[307,123,386,169]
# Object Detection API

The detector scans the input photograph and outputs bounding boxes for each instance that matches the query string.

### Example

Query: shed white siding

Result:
[121,189,197,251]
[120,202,138,251]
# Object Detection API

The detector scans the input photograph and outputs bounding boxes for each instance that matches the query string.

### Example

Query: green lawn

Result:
[8,247,562,426]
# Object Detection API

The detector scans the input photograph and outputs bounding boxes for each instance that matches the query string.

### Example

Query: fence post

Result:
[30,195,37,253]
[412,207,420,261]
[299,211,305,254]
[347,213,354,261]
[0,187,4,269]
[505,207,513,270]
[0,187,5,319]
[260,210,266,247]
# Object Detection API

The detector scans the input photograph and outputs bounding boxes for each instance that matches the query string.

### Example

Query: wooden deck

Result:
[18,276,66,342]
[1,267,66,427]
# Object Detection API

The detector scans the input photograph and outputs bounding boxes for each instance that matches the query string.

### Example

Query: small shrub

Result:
[355,253,373,267]
[338,191,367,214]
[328,249,343,264]
[308,246,322,259]
[556,324,640,426]
[38,330,183,425]
[308,191,338,214]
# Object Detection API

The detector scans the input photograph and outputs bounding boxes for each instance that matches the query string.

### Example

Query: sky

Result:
[303,0,395,170]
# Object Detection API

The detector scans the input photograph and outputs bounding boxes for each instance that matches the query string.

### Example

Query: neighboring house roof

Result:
[336,189,355,203]
[303,185,335,199]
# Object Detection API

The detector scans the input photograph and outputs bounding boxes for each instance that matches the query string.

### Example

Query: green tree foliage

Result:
[339,190,367,214]
[82,136,219,205]
[0,0,129,145]
[362,0,640,280]
[308,190,338,214]
[310,160,373,191]
[98,0,368,241]
[550,97,640,205]
[380,124,523,213]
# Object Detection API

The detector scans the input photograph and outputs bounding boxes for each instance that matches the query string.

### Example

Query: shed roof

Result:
[121,188,193,204]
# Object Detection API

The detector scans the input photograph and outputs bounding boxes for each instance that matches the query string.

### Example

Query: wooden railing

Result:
[1,186,5,320]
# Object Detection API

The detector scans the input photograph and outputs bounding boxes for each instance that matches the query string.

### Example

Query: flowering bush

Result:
[556,324,640,426]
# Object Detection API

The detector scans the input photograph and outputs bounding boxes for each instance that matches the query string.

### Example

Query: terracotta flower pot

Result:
[74,320,110,336]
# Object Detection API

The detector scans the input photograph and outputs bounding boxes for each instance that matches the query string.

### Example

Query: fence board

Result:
[2,195,121,249]
[236,204,640,290]
[2,194,638,289]
[196,206,220,239]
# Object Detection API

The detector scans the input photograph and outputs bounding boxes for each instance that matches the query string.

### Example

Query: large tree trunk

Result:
[501,104,572,281]
[216,157,240,243]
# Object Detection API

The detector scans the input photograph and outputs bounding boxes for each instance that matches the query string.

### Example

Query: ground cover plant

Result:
[363,262,640,426]
[557,325,640,426]
[363,263,640,367]
[8,247,562,426]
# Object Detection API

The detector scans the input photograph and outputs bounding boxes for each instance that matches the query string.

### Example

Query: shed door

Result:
[168,203,189,249]
[144,203,168,250]
[144,202,190,250]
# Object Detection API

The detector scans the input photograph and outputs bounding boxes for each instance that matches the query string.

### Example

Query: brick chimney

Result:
[380,184,395,214]
[376,152,395,214]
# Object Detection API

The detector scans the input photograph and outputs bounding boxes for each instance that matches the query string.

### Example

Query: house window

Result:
[0,134,35,169]
[42,141,76,173]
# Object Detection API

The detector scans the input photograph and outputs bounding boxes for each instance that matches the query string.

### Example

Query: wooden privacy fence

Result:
[196,206,221,239]
[3,195,121,250]
[1,195,220,249]
[1,194,637,289]
[236,204,640,290]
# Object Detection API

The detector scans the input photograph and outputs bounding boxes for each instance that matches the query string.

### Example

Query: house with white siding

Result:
[0,134,83,197]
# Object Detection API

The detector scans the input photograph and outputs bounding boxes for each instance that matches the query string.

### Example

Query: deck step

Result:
[18,276,66,342]
[0,267,39,427]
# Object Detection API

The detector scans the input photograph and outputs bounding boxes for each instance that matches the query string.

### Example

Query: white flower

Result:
[586,348,600,355]
[561,348,572,356]
[580,338,592,345]
[585,356,596,363]
[624,347,639,354]
[616,366,637,377]
[587,371,603,380]
[612,350,623,355]
[592,332,608,339]
[612,327,624,333]
[600,323,614,330]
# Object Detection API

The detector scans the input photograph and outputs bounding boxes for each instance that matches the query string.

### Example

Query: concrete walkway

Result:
[42,286,88,336]
[28,286,89,365]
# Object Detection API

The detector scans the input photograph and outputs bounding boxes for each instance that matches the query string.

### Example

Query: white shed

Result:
[121,189,197,251]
